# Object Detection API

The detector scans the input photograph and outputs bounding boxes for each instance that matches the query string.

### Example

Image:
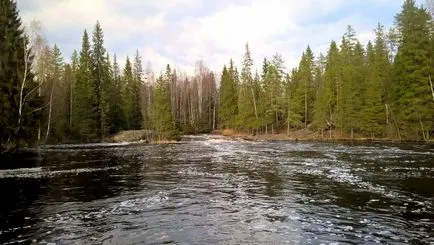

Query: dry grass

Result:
[110,130,154,142]
[152,140,180,144]
[222,129,236,136]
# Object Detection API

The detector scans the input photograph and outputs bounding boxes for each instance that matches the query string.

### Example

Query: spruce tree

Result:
[47,44,67,141]
[261,64,283,131]
[313,41,341,136]
[296,47,315,128]
[131,50,144,129]
[90,21,109,139]
[391,0,433,140]
[74,30,95,141]
[339,25,360,136]
[152,71,180,140]
[122,57,134,129]
[285,68,304,129]
[361,41,385,137]
[218,65,237,128]
[122,57,142,130]
[107,54,125,133]
[312,51,333,136]
[0,0,42,150]
[64,63,74,133]
[238,44,259,131]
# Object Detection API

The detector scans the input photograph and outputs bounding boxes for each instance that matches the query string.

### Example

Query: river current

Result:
[0,135,433,244]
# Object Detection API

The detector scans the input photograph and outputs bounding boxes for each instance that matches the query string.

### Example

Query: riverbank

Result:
[212,129,434,144]
[107,130,180,144]
[108,129,433,144]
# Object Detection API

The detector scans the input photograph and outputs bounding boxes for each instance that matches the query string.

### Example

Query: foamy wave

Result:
[0,167,119,179]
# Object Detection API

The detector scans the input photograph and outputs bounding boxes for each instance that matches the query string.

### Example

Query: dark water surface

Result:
[0,135,433,244]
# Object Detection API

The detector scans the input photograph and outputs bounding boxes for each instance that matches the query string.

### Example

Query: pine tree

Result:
[0,0,42,150]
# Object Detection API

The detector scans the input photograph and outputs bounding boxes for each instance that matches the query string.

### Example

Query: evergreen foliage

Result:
[151,69,180,140]
[0,0,42,150]
[2,0,433,150]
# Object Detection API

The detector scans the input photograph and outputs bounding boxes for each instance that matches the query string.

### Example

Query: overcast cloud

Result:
[17,0,426,74]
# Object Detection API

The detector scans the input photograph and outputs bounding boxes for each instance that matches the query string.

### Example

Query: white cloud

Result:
[17,0,407,75]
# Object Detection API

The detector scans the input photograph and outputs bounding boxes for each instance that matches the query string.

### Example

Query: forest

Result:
[0,0,433,151]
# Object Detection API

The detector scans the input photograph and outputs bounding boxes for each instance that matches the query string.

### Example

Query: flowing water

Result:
[0,135,433,244]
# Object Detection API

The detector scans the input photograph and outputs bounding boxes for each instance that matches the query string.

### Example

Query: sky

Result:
[17,0,427,75]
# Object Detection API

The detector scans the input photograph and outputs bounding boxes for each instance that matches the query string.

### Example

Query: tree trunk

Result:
[250,85,258,119]
[212,101,216,130]
[385,104,389,125]
[287,120,290,136]
[329,104,333,139]
[429,74,434,101]
[45,82,55,142]
[70,79,73,129]
[390,108,401,141]
[275,110,278,133]
[305,86,308,128]
[418,113,428,142]
[17,39,29,129]
[100,105,104,141]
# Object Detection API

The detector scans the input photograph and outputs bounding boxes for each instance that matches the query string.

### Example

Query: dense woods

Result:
[1,0,433,151]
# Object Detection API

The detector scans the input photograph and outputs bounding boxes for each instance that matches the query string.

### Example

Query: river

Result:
[0,135,433,244]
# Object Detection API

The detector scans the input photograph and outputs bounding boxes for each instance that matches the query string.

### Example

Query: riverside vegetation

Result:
[1,0,434,152]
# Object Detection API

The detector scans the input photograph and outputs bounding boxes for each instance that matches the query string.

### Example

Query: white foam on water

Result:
[112,191,169,214]
[0,166,119,179]
[41,141,137,150]
[177,167,229,179]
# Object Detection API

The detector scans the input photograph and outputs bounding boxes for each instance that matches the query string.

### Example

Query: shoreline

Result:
[211,129,434,145]
[2,129,432,154]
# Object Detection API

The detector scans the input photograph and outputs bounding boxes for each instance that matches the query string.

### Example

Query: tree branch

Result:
[23,77,46,103]
[24,101,51,116]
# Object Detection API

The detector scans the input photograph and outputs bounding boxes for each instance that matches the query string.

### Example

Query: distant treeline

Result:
[0,0,433,151]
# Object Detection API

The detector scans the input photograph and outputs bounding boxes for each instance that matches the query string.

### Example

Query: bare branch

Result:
[24,101,51,116]
[23,78,46,103]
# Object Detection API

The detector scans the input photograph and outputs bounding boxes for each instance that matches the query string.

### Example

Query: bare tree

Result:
[26,20,49,141]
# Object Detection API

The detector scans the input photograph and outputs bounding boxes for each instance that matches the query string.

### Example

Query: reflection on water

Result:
[0,135,433,244]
